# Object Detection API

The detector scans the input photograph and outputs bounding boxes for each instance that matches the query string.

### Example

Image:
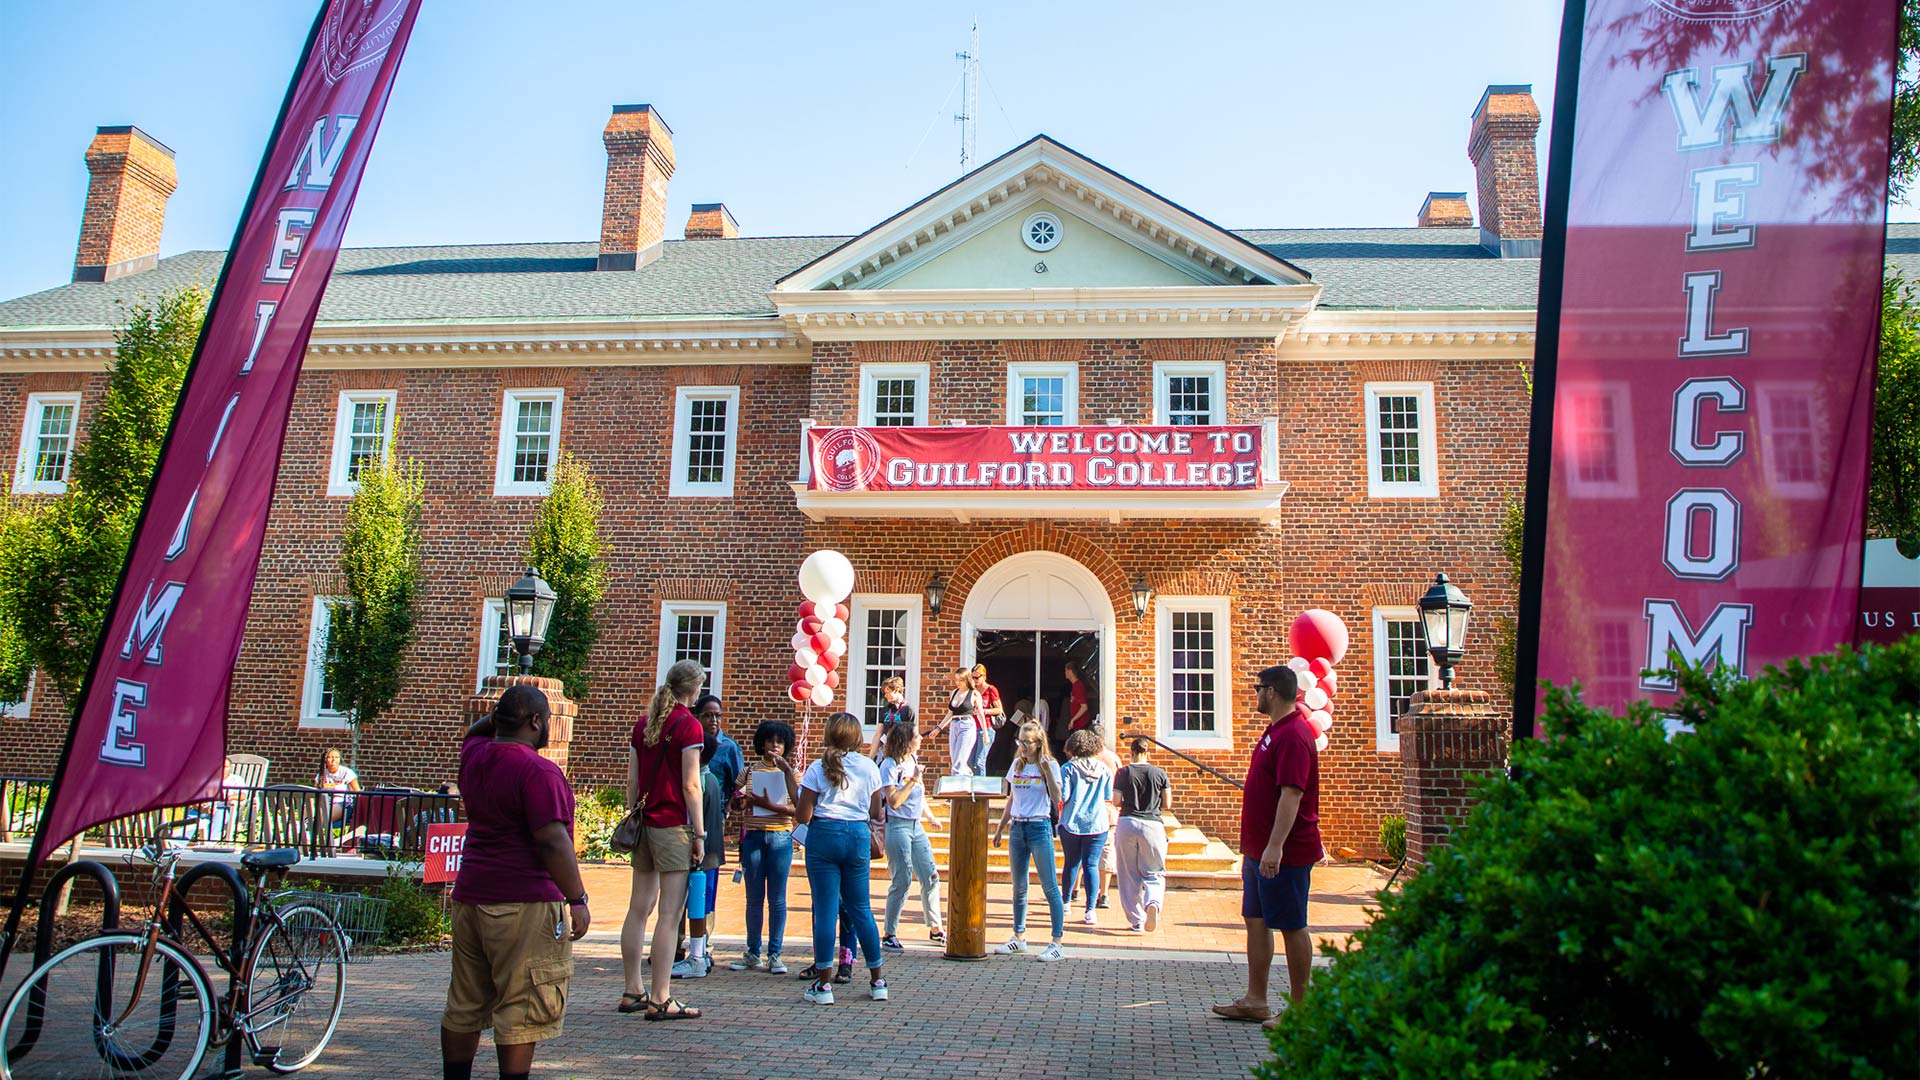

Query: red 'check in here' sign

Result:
[423,822,468,884]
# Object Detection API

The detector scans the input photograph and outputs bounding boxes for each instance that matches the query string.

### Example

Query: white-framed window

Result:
[1152,361,1226,426]
[669,386,740,498]
[13,392,81,495]
[846,594,922,730]
[1155,596,1232,748]
[1758,383,1821,498]
[326,390,397,497]
[1562,383,1638,499]
[301,597,350,729]
[1372,606,1434,751]
[1006,363,1078,426]
[493,389,564,496]
[0,671,34,721]
[477,599,515,690]
[858,363,930,427]
[658,600,726,695]
[1363,382,1438,498]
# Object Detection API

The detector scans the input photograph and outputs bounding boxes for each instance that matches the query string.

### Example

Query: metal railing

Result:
[1118,732,1245,791]
[0,778,461,862]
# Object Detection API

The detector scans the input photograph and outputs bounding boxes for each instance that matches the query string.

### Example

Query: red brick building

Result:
[0,88,1572,854]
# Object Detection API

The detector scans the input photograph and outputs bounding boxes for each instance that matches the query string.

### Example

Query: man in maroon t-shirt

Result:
[1213,663,1322,1028]
[441,685,590,1080]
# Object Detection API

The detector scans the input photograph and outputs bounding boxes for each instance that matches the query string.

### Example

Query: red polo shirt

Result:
[1238,705,1322,865]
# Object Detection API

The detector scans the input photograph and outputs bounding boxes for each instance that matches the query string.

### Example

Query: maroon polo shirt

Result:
[1238,704,1323,866]
[451,734,574,905]
[630,704,703,828]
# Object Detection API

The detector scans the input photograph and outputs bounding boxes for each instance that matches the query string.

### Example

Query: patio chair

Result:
[347,788,413,858]
[251,785,334,857]
[220,754,270,844]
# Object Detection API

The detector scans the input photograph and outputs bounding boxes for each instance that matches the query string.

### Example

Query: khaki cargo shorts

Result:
[443,901,573,1043]
[631,822,695,874]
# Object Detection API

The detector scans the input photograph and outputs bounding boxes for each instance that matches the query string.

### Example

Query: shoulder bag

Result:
[610,727,674,855]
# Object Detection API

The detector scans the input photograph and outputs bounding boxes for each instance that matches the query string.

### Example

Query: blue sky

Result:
[0,2,1907,303]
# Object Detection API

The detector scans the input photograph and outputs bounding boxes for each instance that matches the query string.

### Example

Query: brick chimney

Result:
[1416,192,1472,229]
[1468,85,1542,257]
[598,105,675,271]
[73,125,177,282]
[684,202,738,240]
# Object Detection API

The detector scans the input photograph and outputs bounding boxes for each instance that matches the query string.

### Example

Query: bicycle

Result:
[0,831,348,1079]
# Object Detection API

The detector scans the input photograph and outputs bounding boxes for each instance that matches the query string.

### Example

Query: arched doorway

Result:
[960,552,1115,768]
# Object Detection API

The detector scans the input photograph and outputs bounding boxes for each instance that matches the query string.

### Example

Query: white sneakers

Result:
[670,956,711,979]
[1144,904,1160,933]
[996,936,1027,954]
[869,979,890,1001]
[1081,910,1098,925]
[803,981,835,1005]
[727,952,762,972]
[767,954,789,975]
[1036,942,1067,963]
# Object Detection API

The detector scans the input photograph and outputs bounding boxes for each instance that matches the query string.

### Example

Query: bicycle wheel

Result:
[242,905,345,1074]
[0,933,213,1080]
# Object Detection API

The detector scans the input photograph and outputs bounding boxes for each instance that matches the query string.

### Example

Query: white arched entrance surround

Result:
[959,551,1116,747]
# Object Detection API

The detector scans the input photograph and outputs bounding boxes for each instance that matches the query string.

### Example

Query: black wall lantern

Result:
[925,571,946,618]
[1132,573,1152,619]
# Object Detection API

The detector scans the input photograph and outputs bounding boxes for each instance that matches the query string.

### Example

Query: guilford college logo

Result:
[320,0,407,84]
[816,428,884,492]
[1647,0,1798,20]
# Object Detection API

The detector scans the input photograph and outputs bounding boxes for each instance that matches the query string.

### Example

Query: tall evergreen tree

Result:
[323,437,425,765]
[525,453,607,700]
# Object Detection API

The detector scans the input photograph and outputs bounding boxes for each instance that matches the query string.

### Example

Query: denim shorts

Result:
[1240,858,1311,931]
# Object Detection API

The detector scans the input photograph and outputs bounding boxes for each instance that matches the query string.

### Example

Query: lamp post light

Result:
[925,570,946,618]
[1417,572,1473,690]
[1132,573,1152,619]
[504,567,558,675]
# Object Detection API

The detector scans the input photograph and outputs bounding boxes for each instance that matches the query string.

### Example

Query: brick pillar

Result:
[1467,84,1542,257]
[74,125,178,282]
[462,674,577,775]
[1400,688,1506,870]
[597,104,675,271]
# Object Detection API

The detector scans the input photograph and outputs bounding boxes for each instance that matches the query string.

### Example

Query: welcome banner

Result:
[1518,0,1899,725]
[807,424,1266,492]
[33,0,424,854]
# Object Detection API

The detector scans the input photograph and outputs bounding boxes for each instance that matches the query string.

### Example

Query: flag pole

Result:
[1510,0,1587,743]
[0,0,334,983]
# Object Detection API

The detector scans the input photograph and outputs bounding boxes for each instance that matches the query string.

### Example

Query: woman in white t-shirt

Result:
[878,723,944,949]
[992,721,1068,963]
[795,711,889,1005]
[314,747,359,824]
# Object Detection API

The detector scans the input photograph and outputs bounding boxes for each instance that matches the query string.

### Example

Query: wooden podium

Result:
[936,776,1005,960]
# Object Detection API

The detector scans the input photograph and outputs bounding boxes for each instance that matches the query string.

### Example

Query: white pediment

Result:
[774,136,1311,294]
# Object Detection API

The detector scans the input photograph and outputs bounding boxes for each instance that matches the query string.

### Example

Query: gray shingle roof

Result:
[7,222,1913,330]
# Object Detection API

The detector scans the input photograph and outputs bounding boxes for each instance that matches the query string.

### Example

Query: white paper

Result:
[749,769,789,817]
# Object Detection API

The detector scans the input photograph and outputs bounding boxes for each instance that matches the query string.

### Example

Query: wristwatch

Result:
[566,892,588,907]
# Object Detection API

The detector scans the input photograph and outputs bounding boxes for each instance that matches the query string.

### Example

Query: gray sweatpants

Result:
[883,816,943,935]
[1113,816,1167,928]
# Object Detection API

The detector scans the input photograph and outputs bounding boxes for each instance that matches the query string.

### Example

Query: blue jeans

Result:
[969,728,990,774]
[740,829,793,957]
[805,818,882,972]
[1059,830,1108,912]
[1007,819,1064,941]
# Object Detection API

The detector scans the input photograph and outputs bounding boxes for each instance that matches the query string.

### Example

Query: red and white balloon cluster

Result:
[1286,609,1350,754]
[787,550,856,708]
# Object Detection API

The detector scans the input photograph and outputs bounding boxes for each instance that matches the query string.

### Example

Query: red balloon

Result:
[810,632,833,654]
[1320,670,1339,698]
[821,651,840,672]
[788,663,807,684]
[823,669,840,690]
[1289,610,1350,667]
[801,617,824,636]
[788,681,809,703]
[797,600,817,619]
[834,603,851,622]
[1309,657,1335,679]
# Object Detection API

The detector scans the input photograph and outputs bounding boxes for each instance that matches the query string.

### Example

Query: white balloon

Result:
[821,616,847,638]
[1313,732,1329,753]
[798,550,857,605]
[809,682,834,707]
[1287,656,1311,672]
[795,647,818,668]
[825,639,847,660]
[1303,687,1329,711]
[791,633,809,651]
[804,664,828,687]
[1296,670,1318,693]
[1308,709,1332,733]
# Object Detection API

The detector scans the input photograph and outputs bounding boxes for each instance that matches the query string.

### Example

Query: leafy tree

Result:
[323,439,425,765]
[1261,638,1919,1079]
[1872,272,1920,557]
[525,453,607,700]
[0,287,206,704]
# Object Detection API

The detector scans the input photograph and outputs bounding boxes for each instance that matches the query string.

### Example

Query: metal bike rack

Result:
[166,861,253,1080]
[8,860,122,1062]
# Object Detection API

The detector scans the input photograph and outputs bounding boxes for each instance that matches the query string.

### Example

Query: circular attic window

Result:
[1022,212,1063,252]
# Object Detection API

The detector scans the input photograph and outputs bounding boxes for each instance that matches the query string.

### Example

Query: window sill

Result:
[1157,733,1233,752]
[11,480,66,496]
[492,481,553,498]
[299,714,351,731]
[1365,485,1439,500]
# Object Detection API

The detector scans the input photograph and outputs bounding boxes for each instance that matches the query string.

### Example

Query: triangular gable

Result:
[775,136,1310,292]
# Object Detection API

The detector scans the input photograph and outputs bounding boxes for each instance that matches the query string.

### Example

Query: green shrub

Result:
[1379,814,1407,865]
[576,787,627,863]
[378,866,449,946]
[1262,638,1919,1079]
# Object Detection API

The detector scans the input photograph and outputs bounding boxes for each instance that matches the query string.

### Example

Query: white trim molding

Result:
[792,480,1289,523]
[301,597,350,730]
[1282,309,1537,360]
[658,600,727,696]
[845,594,923,730]
[1371,606,1435,752]
[1155,595,1233,750]
[1363,381,1439,499]
[669,385,741,498]
[774,285,1318,342]
[857,363,931,427]
[13,391,82,495]
[326,389,396,498]
[477,599,511,691]
[1005,361,1079,426]
[493,388,565,497]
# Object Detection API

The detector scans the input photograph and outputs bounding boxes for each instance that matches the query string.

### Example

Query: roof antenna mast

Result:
[955,20,979,174]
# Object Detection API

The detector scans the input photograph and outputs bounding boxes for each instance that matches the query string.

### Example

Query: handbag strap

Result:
[633,717,677,813]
